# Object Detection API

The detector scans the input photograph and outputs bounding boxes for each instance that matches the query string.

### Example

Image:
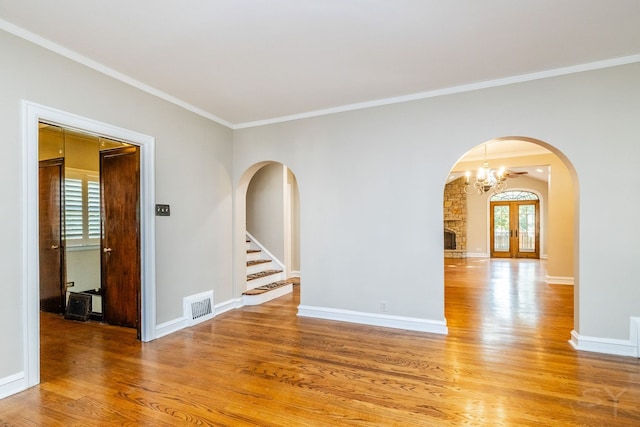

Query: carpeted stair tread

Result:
[247,259,271,266]
[247,269,283,281]
[242,280,289,295]
[247,249,261,254]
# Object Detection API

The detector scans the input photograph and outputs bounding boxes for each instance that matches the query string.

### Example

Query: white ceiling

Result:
[1,0,640,128]
[450,139,551,183]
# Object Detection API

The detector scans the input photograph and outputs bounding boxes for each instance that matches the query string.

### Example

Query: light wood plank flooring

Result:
[1,258,639,425]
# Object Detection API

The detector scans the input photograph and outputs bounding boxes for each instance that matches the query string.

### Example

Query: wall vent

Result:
[184,290,215,326]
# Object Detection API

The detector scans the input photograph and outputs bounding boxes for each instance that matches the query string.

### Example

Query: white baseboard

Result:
[291,270,301,278]
[569,318,640,358]
[297,305,448,334]
[466,253,550,260]
[0,372,26,399]
[155,317,188,339]
[155,297,243,339]
[465,252,489,258]
[215,297,243,314]
[546,275,574,285]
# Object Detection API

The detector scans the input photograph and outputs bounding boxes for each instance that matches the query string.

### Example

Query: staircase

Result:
[242,236,293,305]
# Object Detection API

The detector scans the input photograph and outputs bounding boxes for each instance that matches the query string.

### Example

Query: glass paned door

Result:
[518,204,536,253]
[493,204,510,254]
[490,200,539,258]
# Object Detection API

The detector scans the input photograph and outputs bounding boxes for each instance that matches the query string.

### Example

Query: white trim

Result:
[283,174,292,279]
[297,305,448,334]
[22,101,156,394]
[235,54,640,129]
[65,244,101,252]
[0,19,233,130]
[0,372,26,399]
[465,252,489,258]
[569,329,638,358]
[155,318,188,339]
[291,270,301,278]
[246,231,285,270]
[546,275,574,285]
[154,298,244,339]
[216,297,244,315]
[3,18,638,131]
[632,316,640,358]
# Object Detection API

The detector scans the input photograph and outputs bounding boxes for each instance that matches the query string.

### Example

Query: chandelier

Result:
[463,144,507,195]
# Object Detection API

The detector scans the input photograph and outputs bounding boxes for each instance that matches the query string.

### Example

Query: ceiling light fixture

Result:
[464,143,508,195]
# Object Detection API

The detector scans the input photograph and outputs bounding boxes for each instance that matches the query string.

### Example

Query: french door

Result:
[490,200,539,258]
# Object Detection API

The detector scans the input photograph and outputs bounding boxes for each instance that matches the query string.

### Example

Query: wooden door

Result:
[39,158,66,313]
[100,146,140,336]
[490,200,540,259]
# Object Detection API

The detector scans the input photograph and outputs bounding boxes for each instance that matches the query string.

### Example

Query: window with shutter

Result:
[64,178,83,240]
[88,180,101,239]
[64,169,100,247]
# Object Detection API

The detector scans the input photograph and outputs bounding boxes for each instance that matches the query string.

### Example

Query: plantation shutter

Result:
[64,171,101,245]
[88,179,101,239]
[64,178,83,240]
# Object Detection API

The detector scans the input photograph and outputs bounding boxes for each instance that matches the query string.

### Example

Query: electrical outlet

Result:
[380,301,387,312]
[155,204,170,216]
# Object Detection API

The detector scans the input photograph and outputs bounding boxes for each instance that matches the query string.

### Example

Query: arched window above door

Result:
[491,191,539,201]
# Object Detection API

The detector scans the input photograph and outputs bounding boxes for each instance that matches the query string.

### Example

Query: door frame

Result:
[484,188,545,258]
[22,101,156,389]
[490,199,540,258]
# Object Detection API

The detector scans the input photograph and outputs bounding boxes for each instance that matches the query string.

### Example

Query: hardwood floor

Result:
[2,258,639,425]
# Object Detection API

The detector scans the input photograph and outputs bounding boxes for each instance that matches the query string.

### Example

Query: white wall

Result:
[0,29,233,389]
[234,62,640,348]
[65,249,101,292]
[3,24,640,398]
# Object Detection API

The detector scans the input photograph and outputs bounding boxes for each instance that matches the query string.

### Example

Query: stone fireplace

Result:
[443,177,467,258]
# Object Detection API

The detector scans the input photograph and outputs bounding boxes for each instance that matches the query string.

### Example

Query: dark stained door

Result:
[39,158,65,313]
[100,146,140,336]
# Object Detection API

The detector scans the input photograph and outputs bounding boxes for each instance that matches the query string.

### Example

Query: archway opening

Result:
[235,162,301,306]
[443,136,579,342]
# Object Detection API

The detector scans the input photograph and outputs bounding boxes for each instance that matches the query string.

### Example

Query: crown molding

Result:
[235,54,640,129]
[3,18,639,131]
[0,19,234,129]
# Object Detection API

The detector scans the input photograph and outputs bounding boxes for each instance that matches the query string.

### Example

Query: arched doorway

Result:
[443,137,578,336]
[235,162,300,305]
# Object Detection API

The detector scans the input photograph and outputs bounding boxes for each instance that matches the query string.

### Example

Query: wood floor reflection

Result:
[1,259,639,425]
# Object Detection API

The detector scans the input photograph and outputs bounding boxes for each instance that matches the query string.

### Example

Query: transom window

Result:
[490,191,539,201]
